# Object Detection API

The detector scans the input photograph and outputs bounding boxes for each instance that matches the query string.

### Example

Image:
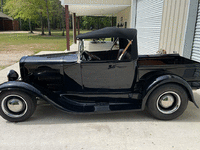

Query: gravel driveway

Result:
[0,31,40,69]
[0,50,34,69]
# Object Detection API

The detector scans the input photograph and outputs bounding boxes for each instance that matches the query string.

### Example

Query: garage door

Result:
[191,1,200,62]
[136,0,164,54]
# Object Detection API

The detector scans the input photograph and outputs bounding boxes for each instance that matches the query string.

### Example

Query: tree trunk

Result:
[40,13,45,35]
[29,19,33,33]
[45,0,51,35]
[62,7,65,36]
[1,0,3,13]
[53,15,56,29]
[19,18,22,31]
[60,21,62,31]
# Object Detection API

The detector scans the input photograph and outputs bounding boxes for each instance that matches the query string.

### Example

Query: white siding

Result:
[136,0,164,55]
[159,0,190,55]
[192,1,200,62]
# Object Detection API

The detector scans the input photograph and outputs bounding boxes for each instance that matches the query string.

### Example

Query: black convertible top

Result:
[76,27,137,40]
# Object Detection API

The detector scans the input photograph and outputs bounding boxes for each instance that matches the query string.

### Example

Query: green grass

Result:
[0,66,6,70]
[0,29,90,53]
[0,29,91,71]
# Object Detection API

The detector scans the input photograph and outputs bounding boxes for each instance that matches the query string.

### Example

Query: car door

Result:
[81,60,136,92]
[114,60,136,90]
[81,60,116,92]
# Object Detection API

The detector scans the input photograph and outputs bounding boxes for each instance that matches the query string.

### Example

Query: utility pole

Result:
[1,0,3,13]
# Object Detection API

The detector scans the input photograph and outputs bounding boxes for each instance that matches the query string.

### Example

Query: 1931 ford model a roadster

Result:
[0,27,199,122]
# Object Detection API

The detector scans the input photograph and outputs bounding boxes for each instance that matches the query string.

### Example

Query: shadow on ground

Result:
[7,90,199,126]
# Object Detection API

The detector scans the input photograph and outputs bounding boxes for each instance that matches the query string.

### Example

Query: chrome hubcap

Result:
[1,95,28,118]
[157,91,181,114]
[159,94,174,108]
[7,99,24,113]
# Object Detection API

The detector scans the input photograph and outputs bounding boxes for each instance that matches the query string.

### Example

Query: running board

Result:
[95,103,110,112]
[61,92,141,99]
[59,95,142,113]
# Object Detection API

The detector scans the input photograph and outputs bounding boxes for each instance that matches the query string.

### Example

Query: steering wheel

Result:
[84,51,101,60]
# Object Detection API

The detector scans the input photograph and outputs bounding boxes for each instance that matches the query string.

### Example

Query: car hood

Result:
[20,52,78,64]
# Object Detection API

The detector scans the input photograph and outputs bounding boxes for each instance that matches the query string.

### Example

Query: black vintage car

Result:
[0,27,199,122]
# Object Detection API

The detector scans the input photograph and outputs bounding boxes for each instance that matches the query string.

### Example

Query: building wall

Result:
[159,0,190,55]
[0,19,18,31]
[0,19,3,30]
[130,0,137,28]
[116,7,131,28]
[62,0,131,5]
[13,20,19,31]
[3,19,13,31]
[183,0,199,59]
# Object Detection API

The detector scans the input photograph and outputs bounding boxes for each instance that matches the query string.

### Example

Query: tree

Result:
[3,0,64,35]
[4,0,52,35]
[44,0,51,35]
[61,5,65,36]
[4,0,40,33]
[40,12,45,35]
[51,0,63,30]
[34,0,47,35]
[81,16,116,30]
[1,0,3,12]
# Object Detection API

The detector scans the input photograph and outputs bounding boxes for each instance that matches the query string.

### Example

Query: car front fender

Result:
[0,81,68,111]
[0,81,43,96]
[141,75,199,110]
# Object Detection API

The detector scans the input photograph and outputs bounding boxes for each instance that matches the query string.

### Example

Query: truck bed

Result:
[138,54,196,66]
[138,54,200,88]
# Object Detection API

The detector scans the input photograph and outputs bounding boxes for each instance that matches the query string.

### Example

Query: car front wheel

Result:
[147,84,188,120]
[0,91,37,122]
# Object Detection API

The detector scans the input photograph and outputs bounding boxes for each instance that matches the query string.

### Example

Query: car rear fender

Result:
[141,75,199,110]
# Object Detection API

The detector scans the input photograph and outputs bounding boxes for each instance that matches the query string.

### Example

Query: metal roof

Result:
[0,12,13,20]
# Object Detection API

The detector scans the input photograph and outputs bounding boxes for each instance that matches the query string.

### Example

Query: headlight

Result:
[7,70,19,81]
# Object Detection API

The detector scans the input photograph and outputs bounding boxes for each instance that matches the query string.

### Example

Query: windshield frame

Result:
[78,39,84,53]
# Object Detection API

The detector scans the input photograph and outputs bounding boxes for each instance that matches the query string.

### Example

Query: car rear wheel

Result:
[147,84,188,120]
[0,91,37,122]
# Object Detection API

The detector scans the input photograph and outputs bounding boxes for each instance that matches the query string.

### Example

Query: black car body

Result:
[0,27,199,122]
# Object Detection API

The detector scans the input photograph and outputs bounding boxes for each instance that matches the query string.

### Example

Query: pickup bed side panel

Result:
[138,55,200,89]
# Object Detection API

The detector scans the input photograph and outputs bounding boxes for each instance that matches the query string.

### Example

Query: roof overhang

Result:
[60,0,131,16]
[0,12,13,20]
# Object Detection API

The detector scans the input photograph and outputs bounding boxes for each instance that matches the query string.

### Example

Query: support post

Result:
[77,16,80,35]
[65,5,70,51]
[73,13,77,44]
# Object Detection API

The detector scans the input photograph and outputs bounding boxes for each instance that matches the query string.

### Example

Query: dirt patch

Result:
[0,43,61,70]
[0,50,34,70]
[0,43,61,53]
[0,43,50,52]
